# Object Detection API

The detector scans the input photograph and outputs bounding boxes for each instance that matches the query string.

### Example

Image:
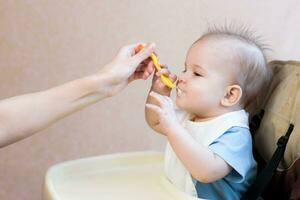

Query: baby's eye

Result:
[193,72,202,77]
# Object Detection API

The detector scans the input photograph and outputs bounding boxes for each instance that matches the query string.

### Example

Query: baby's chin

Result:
[175,100,206,118]
[175,99,188,112]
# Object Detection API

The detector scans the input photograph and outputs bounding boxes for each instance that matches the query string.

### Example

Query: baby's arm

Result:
[167,123,232,183]
[147,92,232,183]
[145,69,176,135]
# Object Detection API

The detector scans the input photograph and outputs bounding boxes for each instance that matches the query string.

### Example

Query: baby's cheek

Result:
[199,92,219,107]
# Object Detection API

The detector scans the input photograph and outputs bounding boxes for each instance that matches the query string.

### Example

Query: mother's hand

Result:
[98,43,156,97]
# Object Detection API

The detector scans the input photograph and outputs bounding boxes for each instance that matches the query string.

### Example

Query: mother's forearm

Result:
[0,74,109,147]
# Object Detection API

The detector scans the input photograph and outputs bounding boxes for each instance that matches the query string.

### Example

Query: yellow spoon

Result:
[137,44,175,89]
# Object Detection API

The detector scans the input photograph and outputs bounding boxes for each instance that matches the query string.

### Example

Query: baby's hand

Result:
[146,91,179,133]
[151,66,177,95]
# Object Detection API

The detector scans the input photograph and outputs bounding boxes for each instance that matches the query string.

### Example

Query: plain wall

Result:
[0,0,299,199]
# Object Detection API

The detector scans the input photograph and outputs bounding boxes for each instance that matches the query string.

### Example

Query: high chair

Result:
[43,151,199,200]
[242,60,300,200]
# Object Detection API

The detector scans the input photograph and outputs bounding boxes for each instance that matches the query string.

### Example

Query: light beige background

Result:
[0,0,299,199]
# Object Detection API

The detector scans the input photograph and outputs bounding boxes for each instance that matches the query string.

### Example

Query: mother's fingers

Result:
[145,61,155,74]
[140,57,152,65]
[134,61,154,79]
[135,60,154,70]
[156,68,170,76]
[132,43,156,66]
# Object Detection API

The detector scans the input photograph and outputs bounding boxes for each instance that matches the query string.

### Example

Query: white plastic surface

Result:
[43,151,199,200]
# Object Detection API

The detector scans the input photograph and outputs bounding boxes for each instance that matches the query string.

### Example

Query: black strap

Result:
[241,123,294,200]
[249,110,265,134]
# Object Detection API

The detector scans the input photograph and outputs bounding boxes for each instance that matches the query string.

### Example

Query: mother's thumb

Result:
[132,43,156,65]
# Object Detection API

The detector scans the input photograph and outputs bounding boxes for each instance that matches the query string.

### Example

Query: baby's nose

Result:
[177,77,186,85]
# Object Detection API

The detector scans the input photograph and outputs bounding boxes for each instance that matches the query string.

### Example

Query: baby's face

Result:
[176,39,237,120]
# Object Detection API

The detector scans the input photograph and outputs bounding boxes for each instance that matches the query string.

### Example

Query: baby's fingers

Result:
[145,103,162,115]
[168,73,177,82]
[156,65,177,82]
[149,91,166,105]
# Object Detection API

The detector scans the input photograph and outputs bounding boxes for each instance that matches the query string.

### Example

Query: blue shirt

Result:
[195,126,257,200]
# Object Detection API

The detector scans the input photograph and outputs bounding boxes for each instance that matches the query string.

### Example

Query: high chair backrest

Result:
[244,60,300,200]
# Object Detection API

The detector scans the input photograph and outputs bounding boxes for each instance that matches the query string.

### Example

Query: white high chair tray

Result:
[43,151,198,200]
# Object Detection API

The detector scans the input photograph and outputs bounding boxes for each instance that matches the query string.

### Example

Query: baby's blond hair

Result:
[195,24,273,112]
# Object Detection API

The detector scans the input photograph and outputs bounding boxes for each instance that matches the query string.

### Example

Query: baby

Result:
[145,26,272,199]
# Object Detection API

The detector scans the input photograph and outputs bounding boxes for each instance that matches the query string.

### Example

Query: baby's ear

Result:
[221,85,242,107]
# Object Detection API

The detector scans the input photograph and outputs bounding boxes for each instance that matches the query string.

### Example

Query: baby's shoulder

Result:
[215,126,252,146]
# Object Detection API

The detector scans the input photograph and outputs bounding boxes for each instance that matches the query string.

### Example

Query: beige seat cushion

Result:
[254,60,300,170]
